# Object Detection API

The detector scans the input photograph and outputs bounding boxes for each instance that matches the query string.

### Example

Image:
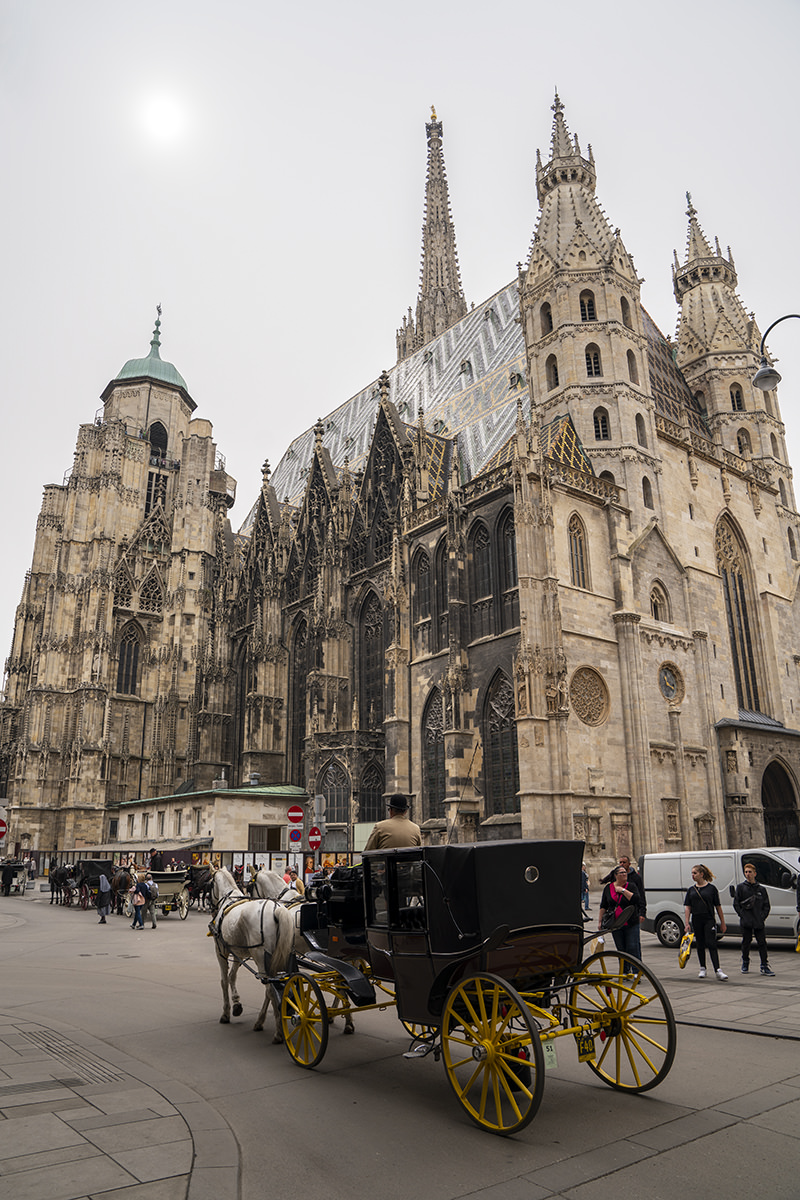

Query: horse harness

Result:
[208,891,285,980]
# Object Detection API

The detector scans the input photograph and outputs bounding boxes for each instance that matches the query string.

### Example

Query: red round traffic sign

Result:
[308,826,322,850]
[0,818,7,839]
[289,828,302,843]
[287,805,304,824]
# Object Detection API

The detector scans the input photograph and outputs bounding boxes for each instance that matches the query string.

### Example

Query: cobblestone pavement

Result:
[1,885,798,1199]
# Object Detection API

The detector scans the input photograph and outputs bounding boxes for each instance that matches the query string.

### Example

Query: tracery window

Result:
[569,514,588,589]
[470,522,493,640]
[580,290,596,322]
[360,593,384,729]
[499,510,519,630]
[413,550,431,654]
[290,620,308,786]
[435,539,449,652]
[373,495,393,562]
[585,344,602,377]
[139,571,163,614]
[593,407,610,441]
[145,472,168,517]
[716,518,761,712]
[114,569,133,609]
[360,761,385,825]
[318,759,350,825]
[423,688,446,821]
[285,548,301,603]
[731,386,745,412]
[116,624,141,695]
[483,673,520,816]
[350,511,367,573]
[650,582,670,622]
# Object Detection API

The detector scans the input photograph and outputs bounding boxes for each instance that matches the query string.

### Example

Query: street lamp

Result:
[752,313,800,391]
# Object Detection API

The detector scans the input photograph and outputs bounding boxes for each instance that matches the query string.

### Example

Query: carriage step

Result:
[403,1041,438,1060]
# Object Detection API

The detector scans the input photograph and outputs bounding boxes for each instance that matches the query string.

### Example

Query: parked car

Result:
[641,847,800,947]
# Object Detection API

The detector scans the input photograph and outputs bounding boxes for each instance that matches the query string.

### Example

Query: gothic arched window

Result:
[139,571,163,614]
[642,477,654,509]
[620,296,632,328]
[737,428,751,458]
[360,593,384,729]
[423,688,446,821]
[779,479,788,507]
[635,412,647,447]
[114,568,133,609]
[716,517,761,712]
[628,350,639,385]
[540,302,553,335]
[470,522,493,640]
[350,509,367,574]
[731,385,745,412]
[318,759,350,825]
[413,549,431,654]
[373,495,393,563]
[116,624,141,695]
[650,582,670,622]
[483,673,520,816]
[360,761,385,825]
[546,354,559,390]
[789,529,798,561]
[569,514,588,589]
[771,433,780,459]
[580,290,597,322]
[593,407,610,440]
[290,620,309,786]
[585,344,602,377]
[499,509,519,631]
[148,421,168,458]
[434,539,449,652]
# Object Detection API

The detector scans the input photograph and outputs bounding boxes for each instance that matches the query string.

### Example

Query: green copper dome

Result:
[115,310,188,391]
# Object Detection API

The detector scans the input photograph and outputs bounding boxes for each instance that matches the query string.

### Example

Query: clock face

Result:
[658,663,684,702]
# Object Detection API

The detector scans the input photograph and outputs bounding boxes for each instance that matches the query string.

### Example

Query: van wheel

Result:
[655,915,684,947]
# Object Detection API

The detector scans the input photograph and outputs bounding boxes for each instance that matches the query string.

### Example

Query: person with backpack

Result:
[143,872,159,929]
[130,874,149,929]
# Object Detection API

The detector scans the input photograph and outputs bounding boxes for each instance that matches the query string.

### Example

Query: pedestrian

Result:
[581,862,590,910]
[143,872,159,929]
[364,794,422,850]
[734,862,775,976]
[130,875,149,929]
[96,873,111,924]
[1,861,14,897]
[684,864,728,980]
[598,865,645,966]
[601,855,646,906]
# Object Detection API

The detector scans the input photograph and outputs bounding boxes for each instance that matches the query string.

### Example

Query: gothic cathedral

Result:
[3,96,800,866]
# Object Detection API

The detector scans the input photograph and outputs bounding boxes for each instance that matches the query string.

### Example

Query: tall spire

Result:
[397,108,467,362]
[536,90,596,208]
[673,192,738,305]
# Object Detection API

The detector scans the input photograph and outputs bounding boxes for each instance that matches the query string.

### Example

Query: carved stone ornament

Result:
[569,667,610,726]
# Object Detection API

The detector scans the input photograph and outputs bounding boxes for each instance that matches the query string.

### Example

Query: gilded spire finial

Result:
[431,104,437,121]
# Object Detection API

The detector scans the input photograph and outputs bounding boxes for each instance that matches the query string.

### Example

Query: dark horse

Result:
[111,866,136,916]
[48,863,73,905]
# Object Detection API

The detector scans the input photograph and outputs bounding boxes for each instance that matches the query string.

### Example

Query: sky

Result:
[2,0,799,670]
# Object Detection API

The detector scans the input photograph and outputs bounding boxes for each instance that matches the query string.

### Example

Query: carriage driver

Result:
[363,794,422,851]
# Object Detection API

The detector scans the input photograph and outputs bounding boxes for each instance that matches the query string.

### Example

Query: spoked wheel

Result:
[401,1020,437,1041]
[177,891,189,920]
[280,974,329,1069]
[568,950,676,1092]
[441,972,544,1136]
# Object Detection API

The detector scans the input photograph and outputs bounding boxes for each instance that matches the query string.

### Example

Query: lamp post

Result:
[752,313,800,391]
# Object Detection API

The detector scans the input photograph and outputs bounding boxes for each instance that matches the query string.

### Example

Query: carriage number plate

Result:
[575,1031,596,1062]
[542,1040,558,1070]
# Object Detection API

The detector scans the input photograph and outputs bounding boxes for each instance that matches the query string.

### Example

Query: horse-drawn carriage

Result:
[3,861,29,895]
[147,870,190,919]
[264,840,676,1135]
[73,860,115,910]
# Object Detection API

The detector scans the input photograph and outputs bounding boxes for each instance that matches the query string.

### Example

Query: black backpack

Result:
[138,879,150,900]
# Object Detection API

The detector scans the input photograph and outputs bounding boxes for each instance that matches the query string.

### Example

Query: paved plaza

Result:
[1,886,799,1199]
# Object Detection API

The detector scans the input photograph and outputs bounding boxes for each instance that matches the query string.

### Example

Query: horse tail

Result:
[271,902,295,974]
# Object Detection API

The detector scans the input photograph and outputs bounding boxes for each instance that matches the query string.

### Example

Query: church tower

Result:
[0,312,237,852]
[521,93,657,508]
[396,108,468,361]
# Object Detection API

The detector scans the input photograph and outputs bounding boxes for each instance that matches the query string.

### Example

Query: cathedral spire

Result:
[536,90,597,207]
[673,192,738,304]
[397,108,467,362]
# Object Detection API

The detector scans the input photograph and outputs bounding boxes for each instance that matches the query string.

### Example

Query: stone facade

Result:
[3,96,800,871]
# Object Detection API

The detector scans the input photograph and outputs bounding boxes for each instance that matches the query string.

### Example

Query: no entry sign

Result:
[287,805,304,824]
[308,826,322,850]
[0,818,7,839]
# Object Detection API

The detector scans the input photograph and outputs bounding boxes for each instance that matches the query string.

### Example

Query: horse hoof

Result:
[272,1033,283,1044]
[253,1023,263,1033]
[344,1024,355,1035]
[219,1015,230,1024]
[232,1003,243,1017]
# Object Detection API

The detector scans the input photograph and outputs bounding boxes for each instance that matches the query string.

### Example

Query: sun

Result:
[139,94,187,143]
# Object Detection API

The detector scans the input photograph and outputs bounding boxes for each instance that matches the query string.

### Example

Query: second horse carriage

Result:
[147,870,190,919]
[265,839,676,1135]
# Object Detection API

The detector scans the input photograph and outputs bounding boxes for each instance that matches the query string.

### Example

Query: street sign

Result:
[289,828,302,843]
[308,826,322,850]
[0,818,7,840]
[287,805,304,824]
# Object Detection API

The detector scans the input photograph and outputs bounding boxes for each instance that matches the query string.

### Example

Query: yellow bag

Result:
[795,929,800,953]
[678,930,694,968]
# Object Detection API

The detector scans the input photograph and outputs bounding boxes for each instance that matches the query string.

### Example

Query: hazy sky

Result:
[2,0,799,668]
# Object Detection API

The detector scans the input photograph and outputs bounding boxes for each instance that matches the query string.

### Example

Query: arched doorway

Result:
[761,761,800,845]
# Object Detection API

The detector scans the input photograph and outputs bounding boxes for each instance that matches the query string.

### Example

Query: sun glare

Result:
[139,94,187,143]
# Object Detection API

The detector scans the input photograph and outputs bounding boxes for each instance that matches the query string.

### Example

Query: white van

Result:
[641,847,800,946]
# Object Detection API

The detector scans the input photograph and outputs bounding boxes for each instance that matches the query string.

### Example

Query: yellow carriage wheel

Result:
[401,1020,437,1041]
[281,974,329,1069]
[568,950,676,1092]
[441,973,544,1135]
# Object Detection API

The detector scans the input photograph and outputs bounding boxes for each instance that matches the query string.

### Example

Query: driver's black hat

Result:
[387,793,409,812]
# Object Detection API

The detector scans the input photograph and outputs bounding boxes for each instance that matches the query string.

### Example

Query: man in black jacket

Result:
[734,862,775,976]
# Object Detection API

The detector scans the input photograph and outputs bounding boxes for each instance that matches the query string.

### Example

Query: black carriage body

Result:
[363,840,585,1026]
[75,860,115,886]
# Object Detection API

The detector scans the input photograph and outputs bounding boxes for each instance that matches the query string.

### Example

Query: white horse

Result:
[209,867,295,1041]
[251,868,355,1035]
